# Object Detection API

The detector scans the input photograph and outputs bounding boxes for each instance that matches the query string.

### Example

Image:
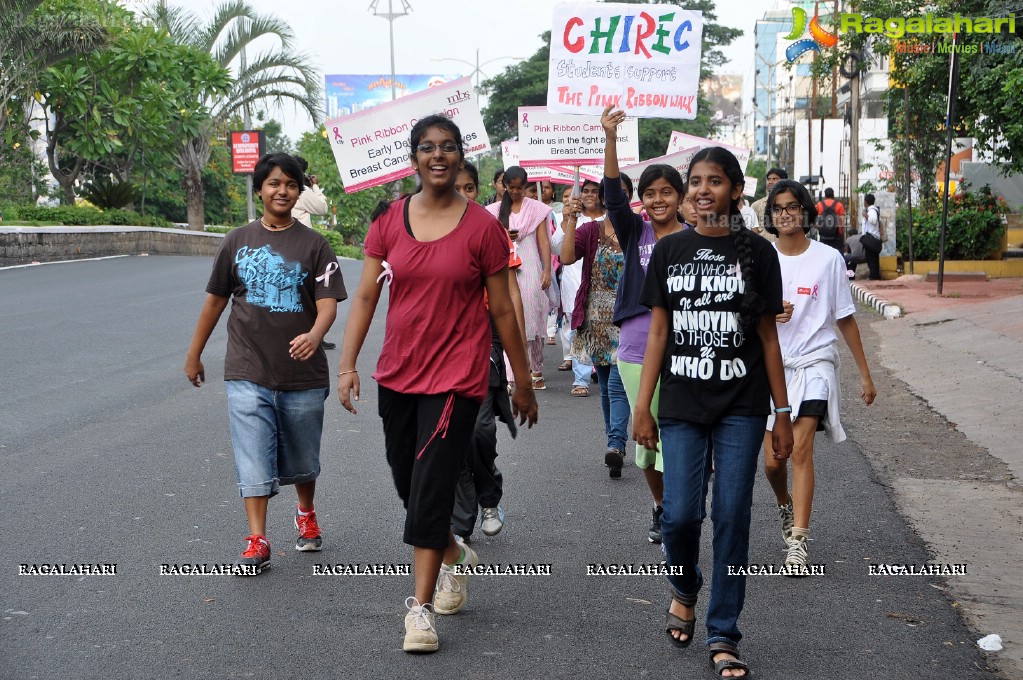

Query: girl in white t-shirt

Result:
[762,179,877,573]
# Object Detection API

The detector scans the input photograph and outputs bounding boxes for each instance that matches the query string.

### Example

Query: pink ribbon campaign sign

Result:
[324,77,490,193]
[666,131,751,174]
[518,106,638,168]
[547,3,703,120]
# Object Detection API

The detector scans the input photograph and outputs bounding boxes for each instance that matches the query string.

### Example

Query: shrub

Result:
[315,227,362,260]
[78,177,139,210]
[0,204,170,228]
[896,184,1008,261]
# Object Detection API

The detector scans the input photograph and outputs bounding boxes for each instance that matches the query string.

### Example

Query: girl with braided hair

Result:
[632,146,793,679]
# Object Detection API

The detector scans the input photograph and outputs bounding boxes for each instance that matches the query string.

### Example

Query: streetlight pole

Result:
[369,0,412,101]
[433,50,521,94]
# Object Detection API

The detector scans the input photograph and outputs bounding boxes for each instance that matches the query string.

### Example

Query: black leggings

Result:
[378,386,481,549]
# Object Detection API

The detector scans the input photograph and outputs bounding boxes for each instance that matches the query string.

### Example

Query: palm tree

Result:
[145,0,321,229]
[0,0,108,151]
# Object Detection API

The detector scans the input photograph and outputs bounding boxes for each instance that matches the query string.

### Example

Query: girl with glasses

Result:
[761,179,877,573]
[336,115,538,653]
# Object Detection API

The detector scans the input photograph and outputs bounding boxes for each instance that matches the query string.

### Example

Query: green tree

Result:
[0,0,108,154]
[482,0,741,159]
[145,0,321,230]
[39,20,230,205]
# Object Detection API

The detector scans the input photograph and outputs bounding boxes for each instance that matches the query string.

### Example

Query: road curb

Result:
[851,282,902,319]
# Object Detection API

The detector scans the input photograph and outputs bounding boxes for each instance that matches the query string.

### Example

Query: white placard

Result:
[743,176,758,197]
[547,3,703,119]
[620,146,701,190]
[501,140,519,169]
[324,77,490,193]
[518,106,639,168]
[666,131,751,174]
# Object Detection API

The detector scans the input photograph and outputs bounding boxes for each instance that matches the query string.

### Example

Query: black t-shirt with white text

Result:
[640,229,783,423]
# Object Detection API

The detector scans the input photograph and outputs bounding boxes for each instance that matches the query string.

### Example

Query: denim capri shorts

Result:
[225,380,328,498]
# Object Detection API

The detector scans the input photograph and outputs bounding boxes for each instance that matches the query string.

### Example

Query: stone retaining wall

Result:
[0,226,224,266]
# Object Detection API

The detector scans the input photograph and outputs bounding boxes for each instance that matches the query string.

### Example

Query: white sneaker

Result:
[403,597,438,653]
[784,536,809,577]
[481,506,505,536]
[434,543,479,615]
[778,500,794,545]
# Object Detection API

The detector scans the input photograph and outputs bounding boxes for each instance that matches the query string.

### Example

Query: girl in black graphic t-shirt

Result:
[633,147,793,680]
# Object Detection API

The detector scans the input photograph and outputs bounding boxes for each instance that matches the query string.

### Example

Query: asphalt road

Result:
[0,255,1000,679]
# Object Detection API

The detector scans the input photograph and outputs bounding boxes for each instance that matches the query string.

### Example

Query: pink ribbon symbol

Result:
[316,261,339,287]
[375,260,393,286]
[811,284,819,299]
[521,112,529,126]
[333,127,343,144]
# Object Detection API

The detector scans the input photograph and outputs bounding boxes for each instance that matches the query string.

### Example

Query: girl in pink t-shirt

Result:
[336,115,537,654]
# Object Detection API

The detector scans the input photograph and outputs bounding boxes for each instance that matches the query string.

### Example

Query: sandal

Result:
[558,360,573,371]
[531,373,546,390]
[571,385,589,397]
[709,642,749,679]
[665,592,696,649]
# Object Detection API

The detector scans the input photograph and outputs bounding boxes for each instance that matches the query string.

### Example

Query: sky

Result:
[124,0,773,140]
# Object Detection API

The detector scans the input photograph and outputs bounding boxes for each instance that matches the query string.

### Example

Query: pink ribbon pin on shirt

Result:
[375,260,393,286]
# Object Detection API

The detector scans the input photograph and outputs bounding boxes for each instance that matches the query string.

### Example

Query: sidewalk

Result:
[851,275,1023,678]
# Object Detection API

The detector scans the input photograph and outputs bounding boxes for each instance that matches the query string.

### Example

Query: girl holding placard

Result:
[598,105,689,544]
[336,115,537,654]
[633,145,792,679]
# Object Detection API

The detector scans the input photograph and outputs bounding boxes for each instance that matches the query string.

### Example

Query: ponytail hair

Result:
[689,146,762,332]
[497,165,528,230]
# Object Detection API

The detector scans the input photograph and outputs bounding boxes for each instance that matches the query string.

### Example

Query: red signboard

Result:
[230,130,266,174]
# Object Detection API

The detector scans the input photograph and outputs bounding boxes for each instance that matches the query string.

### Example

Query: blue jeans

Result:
[225,380,328,498]
[594,363,629,451]
[659,414,766,646]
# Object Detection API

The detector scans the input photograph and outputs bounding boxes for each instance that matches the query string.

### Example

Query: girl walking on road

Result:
[761,179,877,572]
[184,153,348,575]
[486,166,554,390]
[632,144,793,680]
[597,105,688,542]
[336,115,537,654]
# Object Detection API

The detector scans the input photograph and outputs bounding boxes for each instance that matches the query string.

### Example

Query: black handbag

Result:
[860,232,883,254]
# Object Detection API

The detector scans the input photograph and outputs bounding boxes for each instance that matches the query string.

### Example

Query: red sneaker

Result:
[295,509,323,552]
[238,534,270,575]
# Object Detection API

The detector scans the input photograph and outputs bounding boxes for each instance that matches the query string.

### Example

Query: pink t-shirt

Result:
[364,197,509,401]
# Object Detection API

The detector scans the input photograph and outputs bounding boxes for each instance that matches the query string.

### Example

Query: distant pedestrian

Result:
[859,193,883,280]
[486,166,555,390]
[335,115,537,653]
[761,179,877,573]
[814,187,846,252]
[633,145,792,680]
[184,152,348,576]
[751,168,787,237]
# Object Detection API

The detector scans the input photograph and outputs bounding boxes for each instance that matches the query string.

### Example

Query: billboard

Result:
[703,75,743,127]
[325,74,464,118]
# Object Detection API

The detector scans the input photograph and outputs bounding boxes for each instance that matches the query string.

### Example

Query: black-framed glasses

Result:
[770,204,804,217]
[416,142,459,154]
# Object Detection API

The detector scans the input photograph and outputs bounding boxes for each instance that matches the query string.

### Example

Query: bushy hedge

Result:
[0,204,171,228]
[896,185,1008,261]
[316,227,363,260]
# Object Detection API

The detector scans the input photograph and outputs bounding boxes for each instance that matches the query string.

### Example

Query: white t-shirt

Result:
[740,203,759,231]
[775,239,857,357]
[551,212,587,314]
[862,205,881,239]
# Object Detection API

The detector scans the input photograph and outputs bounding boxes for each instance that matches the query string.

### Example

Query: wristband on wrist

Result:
[773,406,793,414]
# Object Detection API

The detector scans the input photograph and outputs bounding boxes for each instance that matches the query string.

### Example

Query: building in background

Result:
[324,74,462,118]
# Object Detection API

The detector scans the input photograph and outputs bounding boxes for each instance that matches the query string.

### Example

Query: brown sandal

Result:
[558,360,573,371]
[666,591,697,649]
[571,385,589,397]
[531,374,546,390]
